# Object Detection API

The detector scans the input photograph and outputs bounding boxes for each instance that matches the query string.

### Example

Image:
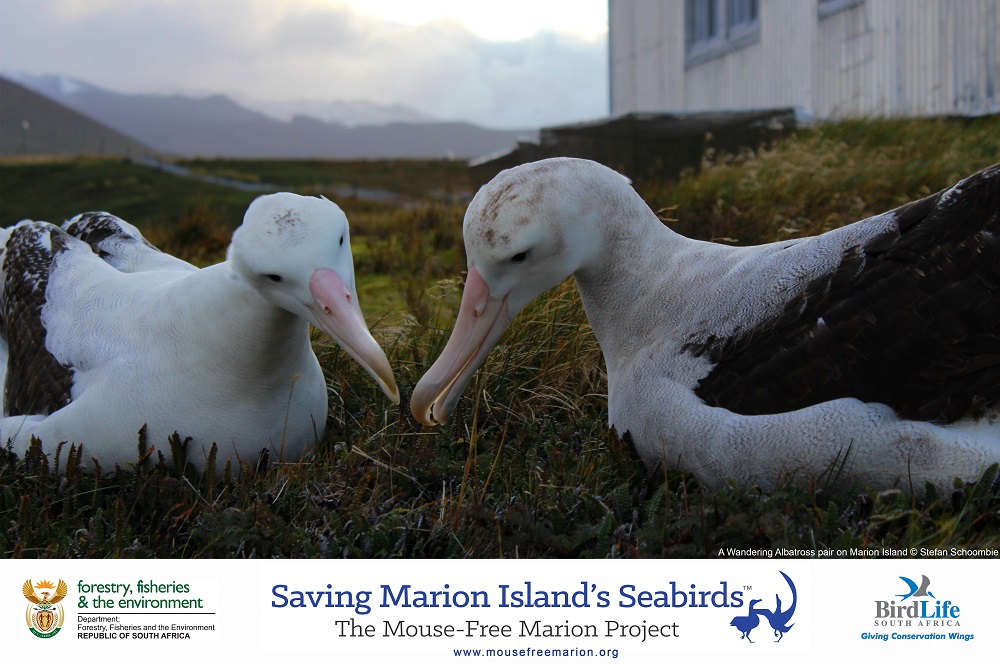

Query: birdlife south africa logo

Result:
[729,571,796,643]
[861,573,975,642]
[23,579,68,638]
[874,574,961,626]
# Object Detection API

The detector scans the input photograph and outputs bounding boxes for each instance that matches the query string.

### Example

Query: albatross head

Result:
[230,192,399,404]
[412,158,621,425]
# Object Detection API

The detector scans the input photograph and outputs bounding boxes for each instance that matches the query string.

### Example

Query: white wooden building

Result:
[609,0,1000,118]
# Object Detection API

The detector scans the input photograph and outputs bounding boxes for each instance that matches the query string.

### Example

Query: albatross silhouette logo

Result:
[729,571,797,643]
[23,579,68,638]
[897,575,935,601]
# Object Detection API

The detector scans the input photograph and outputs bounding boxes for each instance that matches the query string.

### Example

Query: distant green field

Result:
[181,157,473,199]
[0,157,256,230]
[1,117,998,558]
[0,156,471,229]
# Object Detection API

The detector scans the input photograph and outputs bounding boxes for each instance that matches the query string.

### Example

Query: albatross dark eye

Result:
[339,235,344,246]
[264,274,283,283]
[510,251,528,264]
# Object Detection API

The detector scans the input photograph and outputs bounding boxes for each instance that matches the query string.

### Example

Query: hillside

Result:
[0,77,157,159]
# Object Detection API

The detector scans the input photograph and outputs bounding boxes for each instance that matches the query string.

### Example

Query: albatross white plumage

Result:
[412,158,1000,489]
[0,193,399,472]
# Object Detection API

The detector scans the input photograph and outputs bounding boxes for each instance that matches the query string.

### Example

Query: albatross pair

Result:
[3,160,998,488]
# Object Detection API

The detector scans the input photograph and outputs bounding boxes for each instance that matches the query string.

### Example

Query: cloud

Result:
[0,0,607,128]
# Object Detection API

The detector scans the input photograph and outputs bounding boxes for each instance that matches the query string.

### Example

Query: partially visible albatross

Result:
[1,193,399,472]
[411,158,1000,489]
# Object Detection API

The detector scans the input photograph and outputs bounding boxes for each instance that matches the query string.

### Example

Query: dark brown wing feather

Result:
[62,211,160,267]
[1,222,75,416]
[693,164,1000,424]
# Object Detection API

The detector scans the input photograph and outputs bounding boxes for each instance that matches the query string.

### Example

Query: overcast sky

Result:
[0,0,609,129]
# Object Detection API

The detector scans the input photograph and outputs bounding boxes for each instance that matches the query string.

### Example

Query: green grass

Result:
[1,117,999,558]
[180,158,472,200]
[0,157,257,231]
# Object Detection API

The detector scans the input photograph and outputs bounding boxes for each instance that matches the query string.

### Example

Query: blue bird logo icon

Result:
[896,575,935,601]
[730,571,797,643]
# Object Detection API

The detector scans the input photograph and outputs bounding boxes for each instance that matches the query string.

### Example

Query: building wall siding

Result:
[687,1,815,113]
[609,0,1000,117]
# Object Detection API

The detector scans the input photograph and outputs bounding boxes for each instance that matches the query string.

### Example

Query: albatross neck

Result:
[572,191,727,378]
[165,262,314,379]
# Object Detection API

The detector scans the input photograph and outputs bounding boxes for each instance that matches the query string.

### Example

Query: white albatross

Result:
[1,193,399,472]
[411,158,1000,489]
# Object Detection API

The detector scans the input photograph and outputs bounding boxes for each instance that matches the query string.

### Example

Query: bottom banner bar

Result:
[1,559,993,662]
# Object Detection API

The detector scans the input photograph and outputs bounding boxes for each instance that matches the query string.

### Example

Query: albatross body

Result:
[412,158,1000,489]
[1,194,399,472]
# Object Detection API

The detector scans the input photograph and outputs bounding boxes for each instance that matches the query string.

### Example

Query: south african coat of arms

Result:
[23,579,68,638]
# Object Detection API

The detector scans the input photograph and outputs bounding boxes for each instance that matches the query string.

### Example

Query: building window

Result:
[685,0,760,68]
[818,0,864,19]
[730,0,759,29]
[688,0,719,44]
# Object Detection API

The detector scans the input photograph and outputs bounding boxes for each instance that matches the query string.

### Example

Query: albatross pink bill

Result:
[411,265,510,426]
[309,268,400,404]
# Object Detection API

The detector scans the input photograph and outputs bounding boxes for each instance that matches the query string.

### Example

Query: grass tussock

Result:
[1,118,999,558]
[642,115,1000,243]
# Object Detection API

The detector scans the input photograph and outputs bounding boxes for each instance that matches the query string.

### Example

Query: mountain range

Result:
[1,73,532,159]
